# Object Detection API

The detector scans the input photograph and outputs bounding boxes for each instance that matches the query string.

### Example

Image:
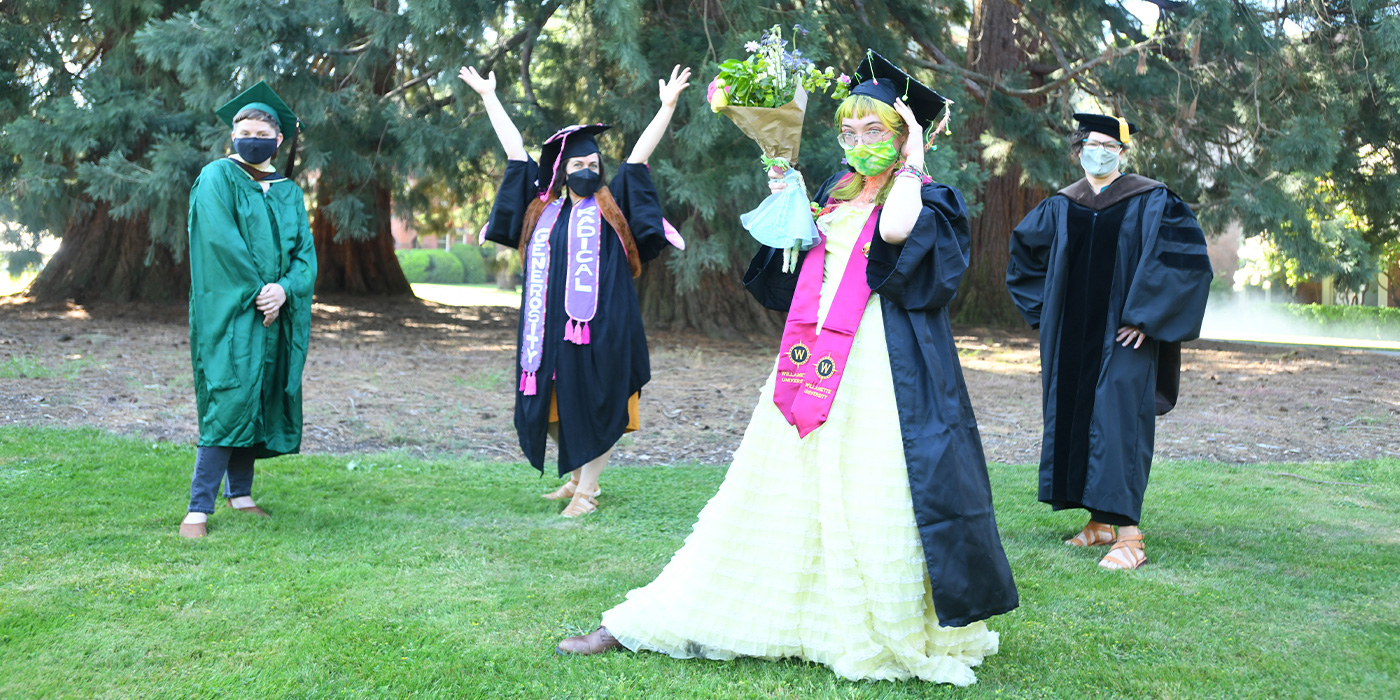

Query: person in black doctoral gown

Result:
[1006,114,1213,570]
[460,65,690,517]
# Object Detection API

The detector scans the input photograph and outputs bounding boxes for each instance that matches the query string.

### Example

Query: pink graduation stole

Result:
[772,205,882,437]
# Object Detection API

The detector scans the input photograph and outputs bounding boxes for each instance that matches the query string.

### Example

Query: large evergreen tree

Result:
[4,0,1397,325]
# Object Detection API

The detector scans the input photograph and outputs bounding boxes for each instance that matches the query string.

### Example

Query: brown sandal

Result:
[542,480,600,501]
[1099,532,1147,570]
[560,488,599,518]
[1066,521,1116,547]
[542,480,578,500]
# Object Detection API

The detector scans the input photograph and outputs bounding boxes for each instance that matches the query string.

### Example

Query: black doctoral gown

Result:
[743,172,1019,629]
[486,158,668,476]
[1006,174,1213,523]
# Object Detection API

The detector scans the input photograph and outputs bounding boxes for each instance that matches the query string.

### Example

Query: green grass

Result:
[1,427,1397,699]
[412,282,520,308]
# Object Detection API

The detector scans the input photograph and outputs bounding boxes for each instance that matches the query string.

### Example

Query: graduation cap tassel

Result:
[284,127,300,179]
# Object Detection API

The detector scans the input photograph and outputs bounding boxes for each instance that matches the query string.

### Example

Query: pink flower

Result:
[707,76,730,112]
[837,73,851,85]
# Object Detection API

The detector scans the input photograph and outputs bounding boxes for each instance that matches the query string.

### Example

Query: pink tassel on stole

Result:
[579,321,590,345]
[521,371,538,396]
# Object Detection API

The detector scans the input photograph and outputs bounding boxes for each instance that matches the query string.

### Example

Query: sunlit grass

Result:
[1,427,1397,699]
[412,282,520,308]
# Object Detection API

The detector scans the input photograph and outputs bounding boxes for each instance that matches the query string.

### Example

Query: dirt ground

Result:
[2,296,1398,469]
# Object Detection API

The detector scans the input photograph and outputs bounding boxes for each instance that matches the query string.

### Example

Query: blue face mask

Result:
[1079,147,1120,177]
[234,137,279,165]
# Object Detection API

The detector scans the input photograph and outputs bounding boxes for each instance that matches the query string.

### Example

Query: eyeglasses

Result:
[838,129,892,149]
[1081,139,1124,154]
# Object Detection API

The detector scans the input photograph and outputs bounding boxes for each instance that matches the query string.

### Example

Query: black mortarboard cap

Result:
[216,80,300,134]
[849,50,950,132]
[536,124,611,197]
[1073,113,1139,145]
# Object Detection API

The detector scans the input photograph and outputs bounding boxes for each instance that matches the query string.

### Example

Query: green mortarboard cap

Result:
[215,80,300,134]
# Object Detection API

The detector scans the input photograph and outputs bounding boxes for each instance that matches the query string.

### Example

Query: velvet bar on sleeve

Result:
[187,158,315,458]
[1120,190,1214,343]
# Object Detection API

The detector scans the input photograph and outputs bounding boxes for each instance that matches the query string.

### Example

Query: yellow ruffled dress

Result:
[600,203,999,685]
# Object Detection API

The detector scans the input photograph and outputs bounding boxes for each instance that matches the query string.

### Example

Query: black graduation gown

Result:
[486,158,668,476]
[743,172,1019,629]
[1006,174,1213,523]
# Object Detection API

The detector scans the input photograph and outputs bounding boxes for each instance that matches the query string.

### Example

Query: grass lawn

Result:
[1,427,1396,699]
[412,283,520,308]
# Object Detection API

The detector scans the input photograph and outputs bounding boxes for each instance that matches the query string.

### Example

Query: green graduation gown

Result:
[187,157,316,457]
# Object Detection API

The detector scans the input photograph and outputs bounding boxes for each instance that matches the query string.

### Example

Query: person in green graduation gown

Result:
[1005,114,1213,570]
[178,81,316,539]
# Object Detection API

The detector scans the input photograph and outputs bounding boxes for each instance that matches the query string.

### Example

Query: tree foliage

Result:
[2,0,1397,315]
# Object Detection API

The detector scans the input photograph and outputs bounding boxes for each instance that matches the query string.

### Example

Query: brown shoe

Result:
[227,500,271,517]
[178,521,207,539]
[556,626,621,655]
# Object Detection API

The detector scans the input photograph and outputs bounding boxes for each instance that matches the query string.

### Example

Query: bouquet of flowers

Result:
[707,25,848,256]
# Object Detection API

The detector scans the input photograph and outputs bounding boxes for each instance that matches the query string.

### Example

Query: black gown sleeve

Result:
[1005,198,1059,329]
[741,171,848,311]
[1120,190,1214,342]
[865,182,971,312]
[608,163,668,263]
[484,158,540,249]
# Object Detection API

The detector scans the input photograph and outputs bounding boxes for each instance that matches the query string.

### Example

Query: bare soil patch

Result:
[3,296,1397,467]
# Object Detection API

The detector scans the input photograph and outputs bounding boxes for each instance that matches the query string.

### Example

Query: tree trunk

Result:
[953,0,1044,327]
[637,248,785,341]
[312,179,412,295]
[26,199,188,304]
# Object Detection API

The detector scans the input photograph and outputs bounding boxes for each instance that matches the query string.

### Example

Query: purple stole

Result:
[518,197,603,396]
[772,205,882,437]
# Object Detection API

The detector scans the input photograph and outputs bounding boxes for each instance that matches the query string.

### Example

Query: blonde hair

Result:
[829,95,907,204]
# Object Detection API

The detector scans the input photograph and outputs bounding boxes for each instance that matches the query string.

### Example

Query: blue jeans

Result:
[188,446,256,514]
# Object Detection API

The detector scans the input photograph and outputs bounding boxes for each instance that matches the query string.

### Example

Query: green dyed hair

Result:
[829,94,907,204]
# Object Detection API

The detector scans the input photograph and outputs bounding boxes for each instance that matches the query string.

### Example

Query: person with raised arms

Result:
[460,64,689,517]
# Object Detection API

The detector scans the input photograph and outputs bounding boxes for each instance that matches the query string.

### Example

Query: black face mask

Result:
[234,137,279,164]
[566,169,601,198]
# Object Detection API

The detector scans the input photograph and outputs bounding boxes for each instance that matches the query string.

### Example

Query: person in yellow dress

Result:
[555,52,1018,686]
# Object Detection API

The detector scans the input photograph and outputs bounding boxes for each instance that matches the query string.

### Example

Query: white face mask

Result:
[1080,147,1120,177]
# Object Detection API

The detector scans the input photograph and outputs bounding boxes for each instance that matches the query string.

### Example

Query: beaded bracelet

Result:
[895,164,932,185]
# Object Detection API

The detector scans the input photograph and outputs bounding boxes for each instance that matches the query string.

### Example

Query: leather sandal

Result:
[560,488,599,518]
[1066,521,1116,547]
[1099,532,1147,570]
[542,480,600,501]
[227,499,271,518]
[556,626,621,655]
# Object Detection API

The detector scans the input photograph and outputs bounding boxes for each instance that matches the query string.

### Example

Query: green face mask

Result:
[844,138,901,177]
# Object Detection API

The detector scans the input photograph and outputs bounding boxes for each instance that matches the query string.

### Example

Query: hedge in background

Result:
[449,245,489,284]
[1279,303,1400,340]
[394,249,465,285]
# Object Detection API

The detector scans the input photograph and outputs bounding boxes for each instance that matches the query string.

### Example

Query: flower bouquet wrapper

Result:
[720,85,816,251]
[718,84,808,168]
[739,169,819,251]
